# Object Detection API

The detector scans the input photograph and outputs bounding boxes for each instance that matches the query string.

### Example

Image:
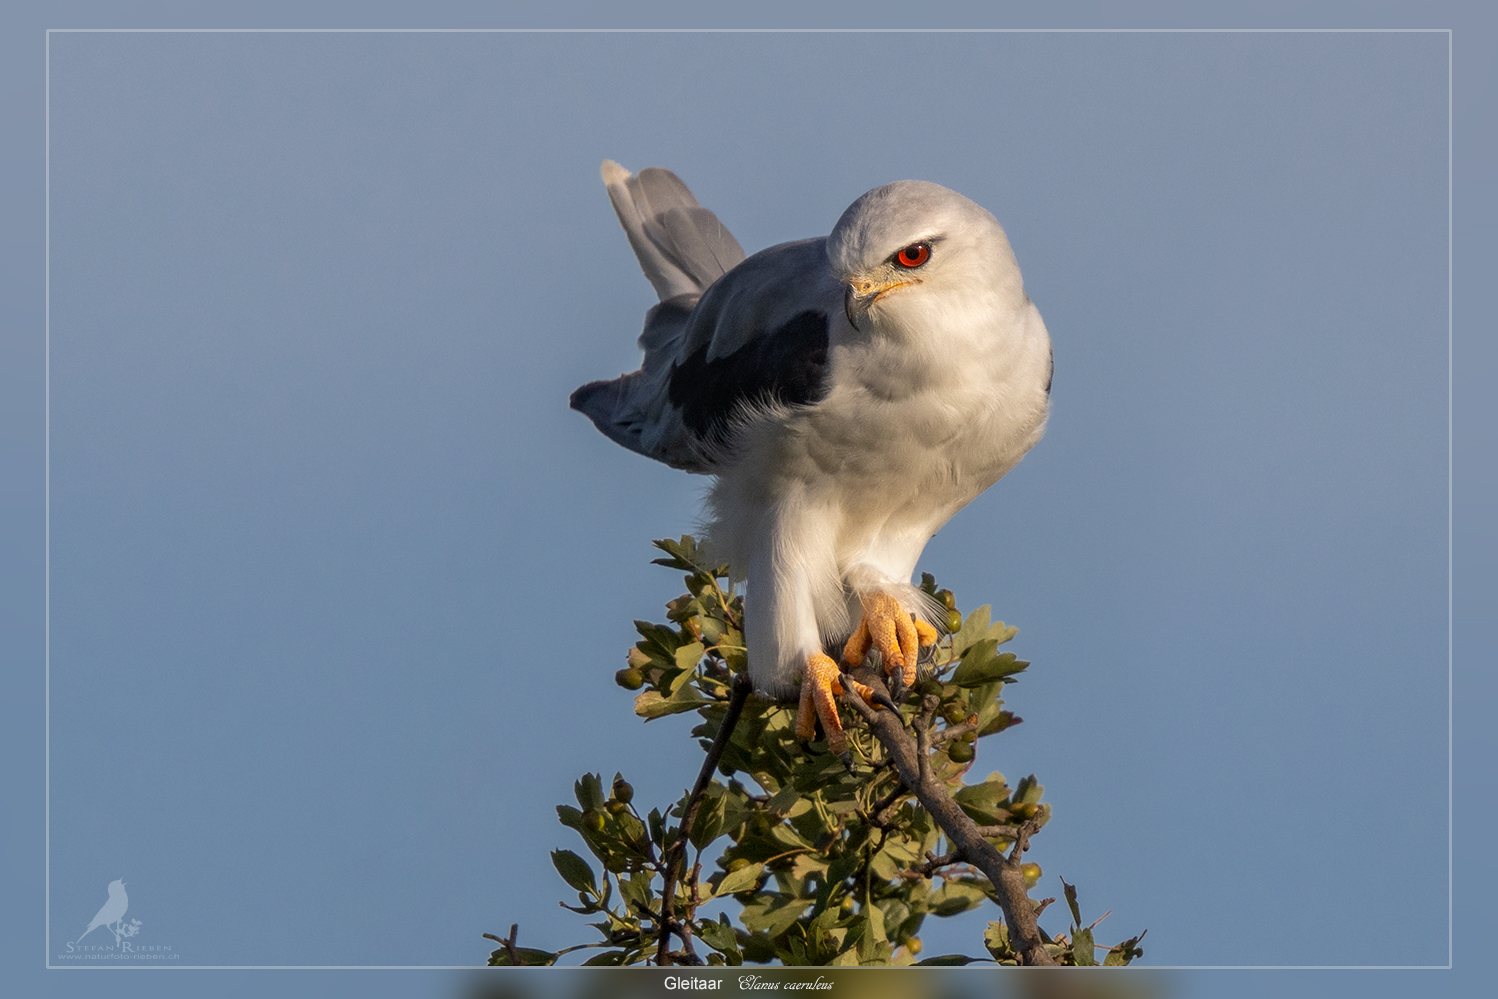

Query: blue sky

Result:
[4,4,1495,999]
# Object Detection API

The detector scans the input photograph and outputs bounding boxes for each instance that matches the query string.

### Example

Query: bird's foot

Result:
[842,592,939,692]
[794,652,888,762]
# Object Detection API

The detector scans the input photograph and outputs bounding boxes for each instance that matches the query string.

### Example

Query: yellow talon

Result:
[842,592,929,687]
[795,652,847,753]
[914,618,939,648]
[793,652,898,757]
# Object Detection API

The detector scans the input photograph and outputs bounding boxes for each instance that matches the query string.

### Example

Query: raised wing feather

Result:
[600,161,746,301]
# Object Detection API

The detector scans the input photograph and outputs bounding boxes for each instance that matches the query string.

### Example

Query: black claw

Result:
[888,673,909,704]
[872,691,898,712]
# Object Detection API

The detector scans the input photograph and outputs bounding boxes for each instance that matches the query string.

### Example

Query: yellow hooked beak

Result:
[844,276,917,331]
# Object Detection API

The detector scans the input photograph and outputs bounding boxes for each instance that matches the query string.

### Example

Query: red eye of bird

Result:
[895,242,930,268]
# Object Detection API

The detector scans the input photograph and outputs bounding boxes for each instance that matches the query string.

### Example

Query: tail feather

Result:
[601,161,746,301]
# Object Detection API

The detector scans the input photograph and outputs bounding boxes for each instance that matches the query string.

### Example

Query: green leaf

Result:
[1014,774,1045,805]
[857,904,888,964]
[791,753,849,793]
[556,804,584,831]
[633,685,708,720]
[953,605,992,655]
[648,808,667,847]
[575,773,605,812]
[987,621,1019,646]
[831,946,861,967]
[581,949,626,966]
[487,946,558,966]
[666,666,697,697]
[1072,926,1097,966]
[765,784,799,815]
[953,773,1011,825]
[618,870,654,914]
[634,619,684,657]
[1062,877,1082,927]
[698,915,742,962]
[699,616,725,645]
[915,954,985,966]
[977,709,1022,737]
[551,850,598,895]
[951,640,1028,687]
[740,895,812,937]
[1103,931,1146,966]
[983,920,1017,962]
[651,535,730,578]
[674,641,705,672]
[715,862,764,897]
[869,849,902,882]
[651,535,708,572]
[689,785,728,849]
[929,879,989,916]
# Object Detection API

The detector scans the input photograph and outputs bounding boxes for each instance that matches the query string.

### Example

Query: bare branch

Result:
[656,671,753,965]
[843,689,1057,966]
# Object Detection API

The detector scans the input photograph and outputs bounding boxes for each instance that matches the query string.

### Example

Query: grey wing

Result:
[572,165,839,472]
[665,239,839,452]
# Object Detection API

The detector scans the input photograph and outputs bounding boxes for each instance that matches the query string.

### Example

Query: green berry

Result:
[583,809,606,833]
[948,740,975,763]
[615,667,644,690]
[946,609,963,633]
[611,777,634,804]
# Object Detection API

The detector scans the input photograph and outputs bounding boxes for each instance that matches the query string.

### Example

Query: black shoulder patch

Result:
[668,310,831,449]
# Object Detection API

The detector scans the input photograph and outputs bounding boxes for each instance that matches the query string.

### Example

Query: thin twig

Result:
[1008,814,1045,864]
[656,671,753,965]
[868,779,909,828]
[759,846,816,867]
[932,718,980,747]
[913,694,938,784]
[907,850,961,877]
[479,924,523,966]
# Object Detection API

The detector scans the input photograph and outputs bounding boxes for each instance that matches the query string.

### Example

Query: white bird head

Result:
[827,180,1025,335]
